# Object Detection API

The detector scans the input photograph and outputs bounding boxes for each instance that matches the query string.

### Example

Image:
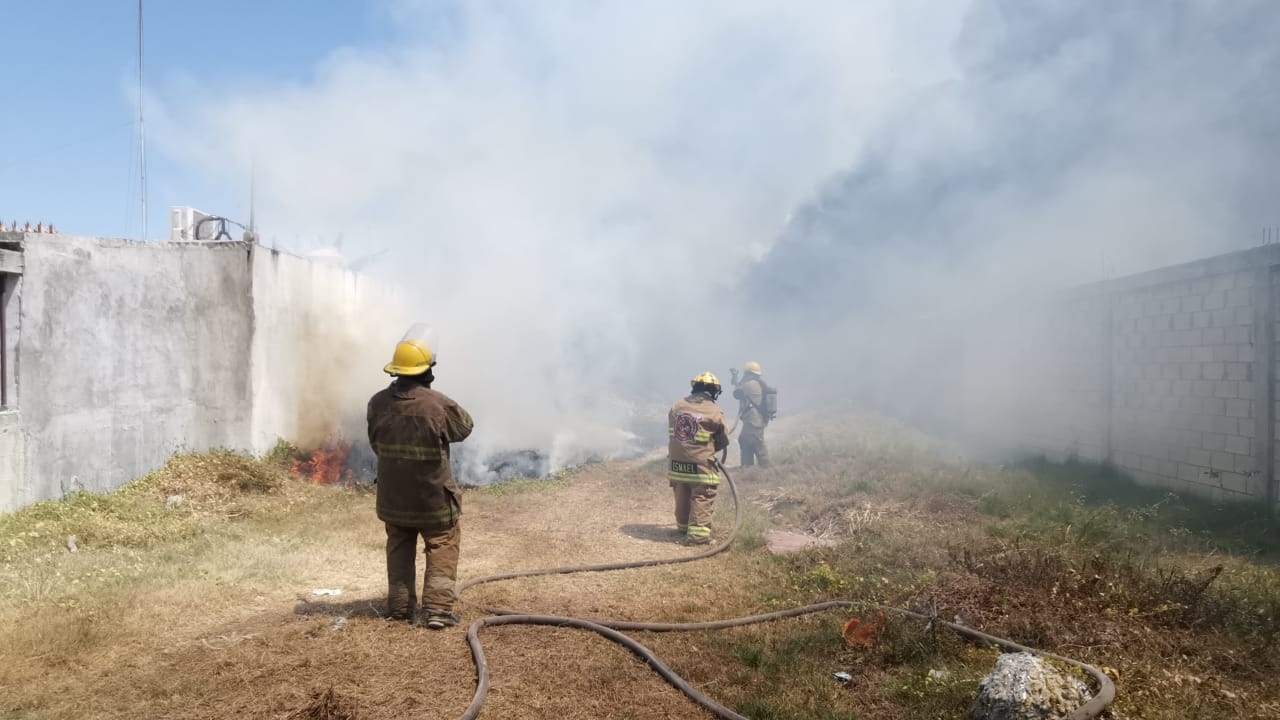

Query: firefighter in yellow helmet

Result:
[732,361,770,468]
[667,372,731,545]
[367,324,474,629]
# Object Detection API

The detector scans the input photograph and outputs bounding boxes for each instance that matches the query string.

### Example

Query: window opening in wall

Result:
[0,272,12,410]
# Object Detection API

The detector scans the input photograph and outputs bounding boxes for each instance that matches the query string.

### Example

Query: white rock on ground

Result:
[971,652,1092,720]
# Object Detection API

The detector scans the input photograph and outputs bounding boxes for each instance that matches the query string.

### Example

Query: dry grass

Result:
[287,687,360,720]
[732,415,1280,719]
[1,417,1278,720]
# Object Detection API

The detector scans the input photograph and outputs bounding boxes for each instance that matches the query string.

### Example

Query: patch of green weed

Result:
[262,437,296,465]
[885,665,983,720]
[734,509,769,553]
[1018,458,1279,557]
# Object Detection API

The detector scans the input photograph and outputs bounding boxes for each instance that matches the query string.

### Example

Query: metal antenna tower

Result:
[138,0,148,241]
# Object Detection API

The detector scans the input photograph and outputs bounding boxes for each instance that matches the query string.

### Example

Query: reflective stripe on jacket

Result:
[367,378,474,529]
[667,393,729,484]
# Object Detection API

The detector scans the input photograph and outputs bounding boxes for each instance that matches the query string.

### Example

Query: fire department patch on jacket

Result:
[672,412,701,443]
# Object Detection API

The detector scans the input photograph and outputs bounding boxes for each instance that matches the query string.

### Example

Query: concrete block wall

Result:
[1272,267,1280,505]
[952,292,1113,467]
[1108,269,1262,500]
[1026,294,1112,463]
[1017,245,1280,509]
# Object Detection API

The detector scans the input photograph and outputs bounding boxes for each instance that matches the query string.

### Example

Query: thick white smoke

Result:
[151,0,1280,471]
[149,0,963,468]
[749,0,1280,448]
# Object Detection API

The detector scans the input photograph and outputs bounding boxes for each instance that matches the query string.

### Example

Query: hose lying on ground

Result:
[452,464,1116,720]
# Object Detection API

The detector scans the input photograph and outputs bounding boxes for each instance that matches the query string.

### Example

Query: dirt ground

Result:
[2,418,1278,719]
[0,455,763,720]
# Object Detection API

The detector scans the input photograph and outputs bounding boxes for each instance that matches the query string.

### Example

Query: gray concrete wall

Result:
[0,413,22,512]
[1000,245,1280,508]
[248,247,400,454]
[0,232,397,514]
[13,233,254,507]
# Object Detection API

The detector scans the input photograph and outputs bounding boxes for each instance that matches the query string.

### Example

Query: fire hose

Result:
[452,464,1115,720]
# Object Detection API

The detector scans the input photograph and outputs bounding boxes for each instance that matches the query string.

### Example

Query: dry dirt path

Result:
[3,456,771,720]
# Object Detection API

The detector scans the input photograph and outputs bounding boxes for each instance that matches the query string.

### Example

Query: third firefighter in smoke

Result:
[667,372,731,545]
[732,361,770,468]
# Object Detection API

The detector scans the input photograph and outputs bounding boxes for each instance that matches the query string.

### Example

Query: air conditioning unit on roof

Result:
[168,206,223,242]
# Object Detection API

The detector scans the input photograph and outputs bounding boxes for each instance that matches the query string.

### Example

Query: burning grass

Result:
[291,445,350,485]
[276,436,370,487]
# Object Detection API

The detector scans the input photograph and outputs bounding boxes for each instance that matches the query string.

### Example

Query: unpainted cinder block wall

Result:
[1006,245,1279,509]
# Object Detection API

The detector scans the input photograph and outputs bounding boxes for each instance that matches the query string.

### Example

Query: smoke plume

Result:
[748,0,1280,446]
[151,0,1280,468]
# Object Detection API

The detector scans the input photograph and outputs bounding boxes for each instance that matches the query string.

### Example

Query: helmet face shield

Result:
[384,322,440,375]
[400,323,439,363]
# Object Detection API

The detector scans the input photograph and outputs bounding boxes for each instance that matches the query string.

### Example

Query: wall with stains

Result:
[7,233,253,509]
[248,245,404,455]
[0,232,396,513]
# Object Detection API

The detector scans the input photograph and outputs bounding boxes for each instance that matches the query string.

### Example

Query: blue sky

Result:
[0,0,396,239]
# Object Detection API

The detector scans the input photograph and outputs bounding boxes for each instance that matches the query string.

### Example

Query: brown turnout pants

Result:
[739,425,769,468]
[671,481,718,539]
[385,521,461,618]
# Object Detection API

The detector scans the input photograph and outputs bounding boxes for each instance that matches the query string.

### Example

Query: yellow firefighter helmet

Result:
[383,323,438,376]
[692,371,722,400]
[743,361,762,375]
[692,371,721,389]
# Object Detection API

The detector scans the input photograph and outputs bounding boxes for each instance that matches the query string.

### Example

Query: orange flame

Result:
[289,436,353,485]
